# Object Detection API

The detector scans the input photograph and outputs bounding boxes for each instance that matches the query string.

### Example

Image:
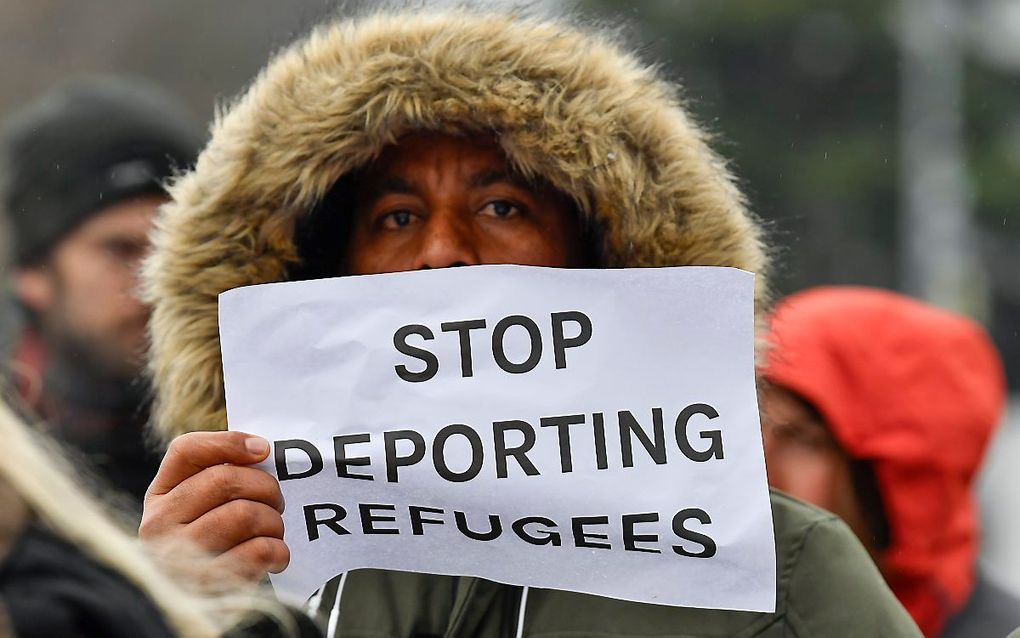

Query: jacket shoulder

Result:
[770,490,921,637]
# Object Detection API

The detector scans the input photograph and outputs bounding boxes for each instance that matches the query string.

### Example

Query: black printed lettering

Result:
[334,433,373,481]
[432,424,484,482]
[493,420,540,479]
[592,412,609,470]
[550,311,592,369]
[384,430,426,482]
[394,324,439,382]
[619,408,667,467]
[511,516,562,546]
[275,439,323,481]
[623,512,661,553]
[303,503,350,541]
[671,508,717,558]
[491,315,542,374]
[455,511,504,541]
[440,319,487,377]
[571,515,611,550]
[540,414,586,473]
[359,503,400,535]
[676,404,725,462]
[409,505,446,535]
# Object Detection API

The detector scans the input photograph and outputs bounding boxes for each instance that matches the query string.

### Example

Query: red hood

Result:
[761,287,1006,637]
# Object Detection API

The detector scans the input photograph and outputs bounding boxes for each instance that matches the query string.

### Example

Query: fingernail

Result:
[245,436,270,455]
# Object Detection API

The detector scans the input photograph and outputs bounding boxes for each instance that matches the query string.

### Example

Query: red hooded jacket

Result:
[761,287,1006,637]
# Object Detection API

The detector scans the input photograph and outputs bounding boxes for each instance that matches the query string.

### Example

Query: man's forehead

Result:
[369,131,505,170]
[366,169,521,193]
[355,131,539,196]
[77,194,164,235]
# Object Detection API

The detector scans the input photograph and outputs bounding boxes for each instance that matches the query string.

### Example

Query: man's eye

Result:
[102,239,147,264]
[766,422,836,453]
[381,210,414,229]
[481,200,522,218]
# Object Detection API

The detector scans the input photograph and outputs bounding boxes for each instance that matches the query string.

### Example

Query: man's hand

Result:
[139,431,289,581]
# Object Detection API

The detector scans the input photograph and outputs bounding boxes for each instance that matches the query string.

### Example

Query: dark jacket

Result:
[0,481,174,638]
[0,475,323,638]
[942,571,1020,638]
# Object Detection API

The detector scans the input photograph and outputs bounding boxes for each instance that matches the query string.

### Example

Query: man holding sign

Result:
[139,9,919,637]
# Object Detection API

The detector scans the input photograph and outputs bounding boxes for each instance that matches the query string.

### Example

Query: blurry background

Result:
[1,0,1017,592]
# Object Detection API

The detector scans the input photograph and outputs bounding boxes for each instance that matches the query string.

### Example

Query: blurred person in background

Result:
[760,286,1020,637]
[0,398,316,637]
[0,76,203,504]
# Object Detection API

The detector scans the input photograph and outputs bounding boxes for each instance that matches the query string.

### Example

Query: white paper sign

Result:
[219,265,776,612]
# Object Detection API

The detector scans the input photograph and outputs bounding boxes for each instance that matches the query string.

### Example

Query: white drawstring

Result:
[515,586,530,638]
[306,586,324,618]
[326,572,350,638]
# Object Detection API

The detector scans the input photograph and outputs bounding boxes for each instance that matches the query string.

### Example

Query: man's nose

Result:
[414,211,480,269]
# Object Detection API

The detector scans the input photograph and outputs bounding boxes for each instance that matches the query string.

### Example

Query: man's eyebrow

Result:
[358,176,415,205]
[468,169,533,191]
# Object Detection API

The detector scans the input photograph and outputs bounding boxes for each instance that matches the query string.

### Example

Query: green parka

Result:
[308,492,917,637]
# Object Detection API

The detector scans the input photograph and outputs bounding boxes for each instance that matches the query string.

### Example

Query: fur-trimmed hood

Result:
[144,10,769,442]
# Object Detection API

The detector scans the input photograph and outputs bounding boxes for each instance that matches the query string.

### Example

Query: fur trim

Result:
[144,10,769,443]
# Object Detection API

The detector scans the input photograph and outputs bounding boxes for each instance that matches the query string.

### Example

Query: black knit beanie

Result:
[0,76,204,265]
